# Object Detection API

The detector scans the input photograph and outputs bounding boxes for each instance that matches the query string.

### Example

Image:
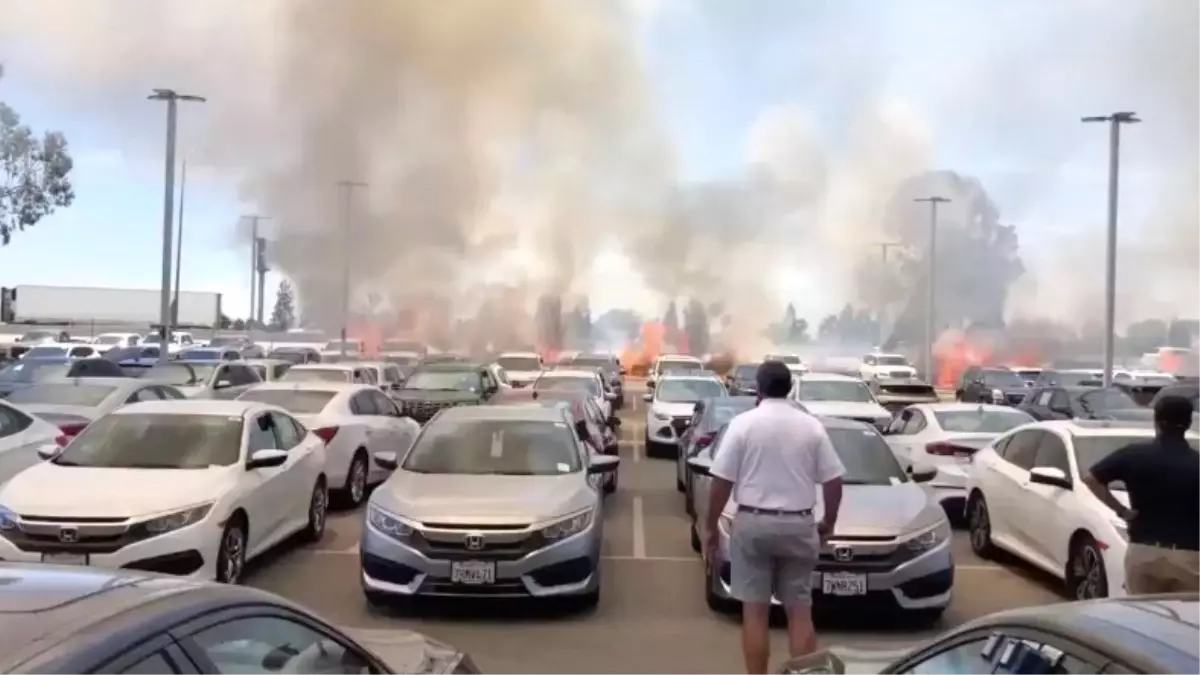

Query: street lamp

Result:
[913,197,950,382]
[149,89,205,362]
[337,181,368,357]
[242,215,271,326]
[1082,112,1140,387]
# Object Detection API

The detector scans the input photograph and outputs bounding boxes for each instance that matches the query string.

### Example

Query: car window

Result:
[213,366,234,388]
[1002,430,1041,470]
[186,615,377,674]
[901,638,994,673]
[366,390,397,416]
[1036,390,1054,406]
[156,386,186,400]
[247,414,278,452]
[270,412,302,450]
[901,410,927,434]
[127,387,166,403]
[383,365,401,383]
[0,404,34,439]
[227,365,260,386]
[117,650,183,674]
[991,638,1104,674]
[481,370,497,390]
[271,363,292,380]
[1033,432,1071,476]
[1049,390,1072,410]
[69,345,96,358]
[349,391,379,416]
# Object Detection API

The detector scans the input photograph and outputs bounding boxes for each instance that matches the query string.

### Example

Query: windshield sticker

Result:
[557,463,570,472]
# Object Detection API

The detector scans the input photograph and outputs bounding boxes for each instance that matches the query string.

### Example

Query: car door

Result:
[690,424,732,535]
[227,364,262,398]
[0,403,46,484]
[361,390,414,482]
[1046,388,1075,420]
[1018,388,1052,419]
[885,408,929,467]
[268,411,313,532]
[1019,429,1076,571]
[373,391,420,458]
[986,429,1042,551]
[348,389,385,455]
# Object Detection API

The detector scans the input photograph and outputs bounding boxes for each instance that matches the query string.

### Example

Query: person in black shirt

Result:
[1084,395,1199,593]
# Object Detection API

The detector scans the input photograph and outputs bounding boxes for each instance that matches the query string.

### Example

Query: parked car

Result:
[642,374,729,459]
[789,373,892,430]
[1018,386,1152,422]
[0,357,127,398]
[141,361,263,400]
[0,398,61,485]
[279,363,377,386]
[267,346,321,364]
[676,395,756,500]
[956,366,1029,405]
[2,377,185,446]
[176,347,243,362]
[243,358,294,382]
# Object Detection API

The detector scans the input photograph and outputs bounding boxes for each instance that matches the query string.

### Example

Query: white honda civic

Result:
[0,400,328,584]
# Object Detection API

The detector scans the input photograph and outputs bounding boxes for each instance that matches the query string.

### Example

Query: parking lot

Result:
[245,381,1066,674]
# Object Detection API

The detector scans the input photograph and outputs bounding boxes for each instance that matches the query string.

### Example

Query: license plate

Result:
[450,560,496,585]
[41,552,88,566]
[821,572,867,596]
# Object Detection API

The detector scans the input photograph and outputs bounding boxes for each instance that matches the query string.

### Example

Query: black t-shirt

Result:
[1090,437,1199,550]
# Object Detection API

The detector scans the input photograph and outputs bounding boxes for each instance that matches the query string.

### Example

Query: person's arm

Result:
[705,420,746,542]
[1083,448,1134,520]
[812,427,846,536]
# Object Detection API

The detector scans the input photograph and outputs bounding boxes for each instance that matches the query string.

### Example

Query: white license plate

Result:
[450,560,496,585]
[41,552,88,566]
[821,572,867,596]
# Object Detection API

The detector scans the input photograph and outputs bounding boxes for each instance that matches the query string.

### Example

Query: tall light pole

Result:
[913,197,950,382]
[1082,112,1140,387]
[242,215,271,326]
[870,241,903,345]
[255,236,268,326]
[337,180,368,357]
[149,89,205,363]
[171,159,187,332]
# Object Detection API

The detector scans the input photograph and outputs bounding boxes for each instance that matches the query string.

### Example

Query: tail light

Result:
[55,422,88,447]
[926,441,976,458]
[695,433,715,449]
[312,426,339,444]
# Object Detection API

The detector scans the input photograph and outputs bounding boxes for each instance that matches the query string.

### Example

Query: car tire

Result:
[1067,534,1109,600]
[337,451,370,508]
[301,478,328,543]
[967,493,996,559]
[604,470,617,494]
[216,515,248,585]
[690,522,701,553]
[705,563,737,614]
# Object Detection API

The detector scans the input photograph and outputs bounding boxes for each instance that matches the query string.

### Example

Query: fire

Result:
[619,321,665,376]
[932,329,994,389]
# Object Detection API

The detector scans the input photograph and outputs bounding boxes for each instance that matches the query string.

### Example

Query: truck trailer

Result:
[1,285,222,327]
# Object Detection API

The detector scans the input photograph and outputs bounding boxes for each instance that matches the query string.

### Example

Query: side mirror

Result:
[607,415,621,428]
[588,454,620,474]
[687,456,711,477]
[1029,466,1071,489]
[246,449,288,469]
[374,451,399,471]
[642,393,653,403]
[909,464,937,483]
[605,391,618,401]
[37,444,61,461]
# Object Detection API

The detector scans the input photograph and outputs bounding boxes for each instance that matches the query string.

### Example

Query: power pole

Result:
[337,180,368,357]
[255,237,268,326]
[1082,112,1140,387]
[148,89,205,363]
[913,197,950,382]
[242,215,271,327]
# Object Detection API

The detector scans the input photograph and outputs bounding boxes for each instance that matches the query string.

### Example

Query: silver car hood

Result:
[800,401,891,419]
[724,482,939,536]
[652,401,696,417]
[375,471,594,525]
[505,370,542,381]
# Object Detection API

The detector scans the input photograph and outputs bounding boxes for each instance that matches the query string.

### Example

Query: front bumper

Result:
[0,518,219,579]
[709,532,954,611]
[645,414,689,448]
[928,465,969,519]
[361,516,602,599]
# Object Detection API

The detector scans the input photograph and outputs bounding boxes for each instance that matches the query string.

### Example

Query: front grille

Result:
[424,580,529,596]
[670,417,691,434]
[410,530,545,561]
[1005,393,1026,405]
[529,557,593,587]
[3,518,142,554]
[403,399,473,424]
[362,553,419,585]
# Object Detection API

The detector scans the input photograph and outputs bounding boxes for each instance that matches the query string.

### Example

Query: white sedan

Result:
[237,383,420,507]
[0,400,329,584]
[532,368,616,419]
[0,399,60,484]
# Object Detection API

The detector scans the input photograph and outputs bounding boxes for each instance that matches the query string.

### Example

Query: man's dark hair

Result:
[1154,395,1194,436]
[757,360,793,398]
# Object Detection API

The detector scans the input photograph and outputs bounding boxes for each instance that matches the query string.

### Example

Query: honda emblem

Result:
[58,527,79,544]
[833,545,853,562]
[464,534,485,551]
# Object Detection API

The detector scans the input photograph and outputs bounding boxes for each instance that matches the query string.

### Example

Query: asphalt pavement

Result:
[245,381,1067,674]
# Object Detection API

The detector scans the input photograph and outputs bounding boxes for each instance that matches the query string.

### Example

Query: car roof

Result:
[658,373,722,383]
[658,354,701,362]
[244,358,291,367]
[35,377,144,389]
[244,382,369,394]
[113,400,265,416]
[289,363,358,371]
[915,402,1021,413]
[439,404,564,423]
[798,372,861,382]
[497,351,540,359]
[1033,419,1197,438]
[817,415,877,431]
[538,369,597,378]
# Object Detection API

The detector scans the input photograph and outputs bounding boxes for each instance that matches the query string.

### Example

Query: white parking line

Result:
[632,495,647,559]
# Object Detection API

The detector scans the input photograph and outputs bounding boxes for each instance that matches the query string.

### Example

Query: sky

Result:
[1,0,1195,327]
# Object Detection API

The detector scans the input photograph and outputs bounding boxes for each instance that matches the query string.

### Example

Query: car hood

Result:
[173,385,207,397]
[722,482,938,536]
[651,401,697,417]
[375,472,593,525]
[0,463,231,518]
[505,370,542,381]
[800,401,891,420]
[349,629,474,674]
[778,645,915,674]
[394,389,480,403]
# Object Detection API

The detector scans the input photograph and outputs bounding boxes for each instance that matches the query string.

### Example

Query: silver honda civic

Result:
[689,416,953,623]
[360,404,619,608]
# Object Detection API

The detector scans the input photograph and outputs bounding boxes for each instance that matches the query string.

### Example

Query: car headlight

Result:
[540,509,594,540]
[367,504,414,540]
[903,519,950,552]
[991,388,1004,401]
[142,503,213,536]
[0,506,17,531]
[718,512,733,538]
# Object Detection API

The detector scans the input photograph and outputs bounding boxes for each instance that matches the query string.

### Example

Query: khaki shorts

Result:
[729,511,820,607]
[1125,543,1200,594]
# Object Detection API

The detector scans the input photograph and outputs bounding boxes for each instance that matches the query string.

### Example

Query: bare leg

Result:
[741,601,772,673]
[785,604,817,657]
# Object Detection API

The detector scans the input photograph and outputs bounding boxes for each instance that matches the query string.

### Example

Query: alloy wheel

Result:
[310,484,327,536]
[221,526,245,584]
[969,499,990,552]
[1073,544,1105,599]
[350,459,367,504]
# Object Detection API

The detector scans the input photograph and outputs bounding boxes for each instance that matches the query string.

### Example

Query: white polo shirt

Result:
[709,398,845,511]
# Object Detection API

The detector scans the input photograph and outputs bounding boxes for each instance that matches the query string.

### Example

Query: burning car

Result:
[868,377,940,414]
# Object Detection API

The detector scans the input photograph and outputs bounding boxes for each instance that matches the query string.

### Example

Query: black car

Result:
[267,346,321,364]
[956,366,1029,405]
[565,353,624,409]
[724,363,759,396]
[677,395,756,508]
[393,362,500,424]
[1032,368,1105,388]
[0,563,478,673]
[1018,385,1152,422]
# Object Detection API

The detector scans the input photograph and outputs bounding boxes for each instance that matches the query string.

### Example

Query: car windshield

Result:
[1074,436,1200,478]
[656,379,726,403]
[981,369,1025,387]
[876,356,909,366]
[571,356,616,372]
[766,355,801,365]
[238,389,336,414]
[1014,369,1041,381]
[280,368,352,383]
[933,409,1034,433]
[403,419,582,475]
[497,356,541,371]
[180,349,222,361]
[0,361,70,383]
[659,360,702,374]
[535,376,600,397]
[705,399,757,429]
[404,370,477,391]
[794,380,874,403]
[54,413,243,469]
[23,346,67,358]
[733,365,758,379]
[1056,371,1101,386]
[4,383,118,407]
[826,427,908,485]
[1076,388,1139,412]
[143,363,214,386]
[323,340,360,352]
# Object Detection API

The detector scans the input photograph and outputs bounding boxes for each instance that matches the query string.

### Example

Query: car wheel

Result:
[690,522,701,553]
[967,494,996,558]
[338,451,369,508]
[604,470,617,494]
[1067,535,1109,600]
[216,516,248,584]
[302,478,328,543]
[705,563,737,613]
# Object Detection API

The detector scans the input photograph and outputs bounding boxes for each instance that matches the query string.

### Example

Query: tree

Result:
[0,65,75,245]
[218,313,232,329]
[231,318,246,330]
[269,280,297,331]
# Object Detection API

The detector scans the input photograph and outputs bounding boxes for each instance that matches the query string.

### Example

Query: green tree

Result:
[269,280,297,331]
[0,65,75,245]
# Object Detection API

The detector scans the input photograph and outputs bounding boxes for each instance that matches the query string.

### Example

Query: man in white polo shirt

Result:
[703,360,845,674]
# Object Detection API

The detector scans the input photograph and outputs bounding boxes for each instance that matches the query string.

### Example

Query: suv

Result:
[956,366,1029,405]
[393,362,501,424]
